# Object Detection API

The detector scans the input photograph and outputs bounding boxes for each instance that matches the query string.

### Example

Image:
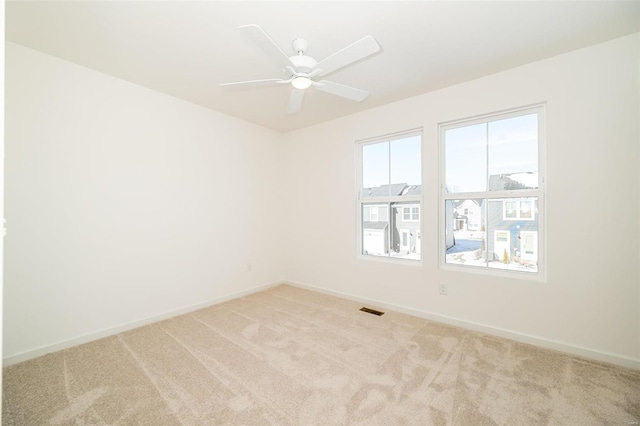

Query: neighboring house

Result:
[362,203,390,256]
[444,201,455,250]
[444,173,538,266]
[362,221,389,255]
[362,184,421,256]
[395,185,421,255]
[486,173,539,265]
[486,198,538,265]
[453,199,482,231]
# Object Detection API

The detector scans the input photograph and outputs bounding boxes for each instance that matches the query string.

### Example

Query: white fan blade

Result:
[240,24,295,69]
[287,89,305,114]
[220,78,283,88]
[315,80,369,102]
[313,35,380,76]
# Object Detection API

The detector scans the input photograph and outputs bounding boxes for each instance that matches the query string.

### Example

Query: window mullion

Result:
[443,190,540,200]
[362,196,421,203]
[485,122,489,193]
[387,203,392,257]
[484,197,488,268]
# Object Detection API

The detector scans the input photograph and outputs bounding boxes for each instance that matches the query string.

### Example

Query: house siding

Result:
[486,199,538,262]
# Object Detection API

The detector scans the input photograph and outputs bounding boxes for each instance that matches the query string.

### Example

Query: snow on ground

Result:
[446,229,537,272]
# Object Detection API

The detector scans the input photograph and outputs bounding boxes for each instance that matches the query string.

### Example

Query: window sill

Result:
[358,254,423,267]
[440,262,546,282]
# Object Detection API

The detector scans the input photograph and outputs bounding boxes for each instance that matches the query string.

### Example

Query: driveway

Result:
[446,238,482,254]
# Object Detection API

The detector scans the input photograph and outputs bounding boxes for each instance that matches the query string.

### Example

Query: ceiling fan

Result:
[220,24,381,114]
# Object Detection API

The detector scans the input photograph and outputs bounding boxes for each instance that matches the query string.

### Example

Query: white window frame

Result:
[370,206,379,222]
[402,206,420,222]
[356,128,423,264]
[503,199,535,221]
[438,104,546,280]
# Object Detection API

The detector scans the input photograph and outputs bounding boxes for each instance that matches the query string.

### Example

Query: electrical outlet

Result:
[439,282,448,295]
[247,263,252,272]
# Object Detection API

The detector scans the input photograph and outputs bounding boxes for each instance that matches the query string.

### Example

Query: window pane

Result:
[445,124,487,193]
[370,206,379,221]
[445,199,486,267]
[504,200,517,219]
[520,200,533,219]
[390,135,421,194]
[362,203,389,256]
[362,141,389,197]
[391,202,421,260]
[488,113,538,191]
[487,197,538,272]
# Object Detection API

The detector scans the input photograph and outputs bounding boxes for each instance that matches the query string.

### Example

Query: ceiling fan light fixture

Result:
[291,76,312,90]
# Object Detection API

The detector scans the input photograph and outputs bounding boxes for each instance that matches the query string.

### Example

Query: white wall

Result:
[282,34,640,364]
[4,43,284,361]
[5,34,640,368]
[1,0,6,415]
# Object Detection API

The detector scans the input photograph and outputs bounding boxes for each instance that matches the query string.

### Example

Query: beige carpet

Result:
[3,284,640,425]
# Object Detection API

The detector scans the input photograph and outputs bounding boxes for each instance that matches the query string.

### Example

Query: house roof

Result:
[453,199,481,208]
[363,183,408,198]
[488,173,537,191]
[401,185,422,196]
[363,221,388,230]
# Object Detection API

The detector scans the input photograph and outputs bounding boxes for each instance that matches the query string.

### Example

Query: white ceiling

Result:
[7,1,640,133]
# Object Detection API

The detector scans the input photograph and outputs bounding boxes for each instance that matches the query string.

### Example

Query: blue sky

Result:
[446,113,538,193]
[362,113,537,193]
[362,135,421,189]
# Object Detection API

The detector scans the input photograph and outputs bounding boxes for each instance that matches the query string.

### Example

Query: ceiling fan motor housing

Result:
[289,54,317,75]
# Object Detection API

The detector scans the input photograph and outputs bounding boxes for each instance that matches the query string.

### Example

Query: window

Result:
[370,206,379,221]
[358,130,422,261]
[503,199,534,220]
[403,206,420,222]
[440,105,544,275]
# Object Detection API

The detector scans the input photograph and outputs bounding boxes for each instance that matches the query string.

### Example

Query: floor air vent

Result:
[360,307,384,316]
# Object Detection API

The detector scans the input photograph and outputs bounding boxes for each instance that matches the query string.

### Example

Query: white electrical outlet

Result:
[247,263,252,272]
[439,282,448,295]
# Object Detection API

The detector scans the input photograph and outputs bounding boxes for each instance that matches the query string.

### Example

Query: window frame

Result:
[356,128,423,264]
[370,206,379,222]
[411,206,420,221]
[502,199,535,221]
[403,207,411,221]
[438,104,546,280]
[402,206,420,222]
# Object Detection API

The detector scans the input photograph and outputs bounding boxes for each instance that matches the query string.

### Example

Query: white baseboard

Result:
[285,280,640,371]
[3,281,282,367]
[8,279,638,371]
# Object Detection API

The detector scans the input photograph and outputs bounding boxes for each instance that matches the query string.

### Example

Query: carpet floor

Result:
[3,284,640,425]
